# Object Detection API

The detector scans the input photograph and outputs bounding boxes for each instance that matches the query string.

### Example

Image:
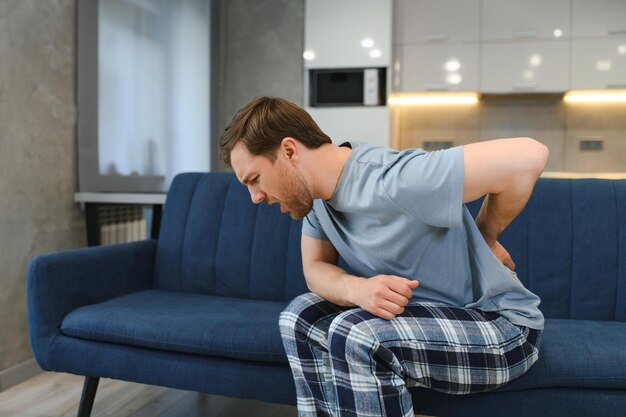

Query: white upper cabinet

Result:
[395,0,480,44]
[393,0,625,93]
[572,0,626,38]
[482,0,571,41]
[571,0,626,89]
[480,0,571,93]
[481,41,570,93]
[305,0,391,68]
[393,0,480,92]
[399,43,480,91]
[572,38,626,89]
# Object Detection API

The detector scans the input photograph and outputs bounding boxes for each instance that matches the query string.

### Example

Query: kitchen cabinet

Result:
[305,0,391,68]
[482,0,571,41]
[304,0,392,147]
[572,38,626,89]
[393,0,480,92]
[393,0,626,93]
[570,0,626,90]
[572,0,626,38]
[394,0,480,44]
[481,41,570,93]
[479,0,571,93]
[398,43,479,91]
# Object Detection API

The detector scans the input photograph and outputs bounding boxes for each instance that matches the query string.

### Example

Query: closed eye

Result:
[240,174,260,186]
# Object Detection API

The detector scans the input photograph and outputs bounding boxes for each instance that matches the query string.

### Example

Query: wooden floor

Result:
[0,372,434,417]
[0,372,298,417]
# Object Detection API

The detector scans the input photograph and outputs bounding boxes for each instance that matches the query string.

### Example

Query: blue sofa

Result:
[28,173,626,417]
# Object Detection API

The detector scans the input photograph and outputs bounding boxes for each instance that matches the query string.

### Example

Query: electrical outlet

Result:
[423,141,453,151]
[579,139,603,151]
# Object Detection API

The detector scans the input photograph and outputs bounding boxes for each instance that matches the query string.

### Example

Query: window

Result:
[78,0,214,192]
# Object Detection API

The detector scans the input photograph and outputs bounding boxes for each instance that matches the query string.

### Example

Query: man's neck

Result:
[305,143,352,201]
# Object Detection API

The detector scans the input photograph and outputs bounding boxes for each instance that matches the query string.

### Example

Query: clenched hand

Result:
[350,275,420,320]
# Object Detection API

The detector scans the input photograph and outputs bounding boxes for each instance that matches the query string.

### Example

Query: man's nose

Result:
[251,190,265,204]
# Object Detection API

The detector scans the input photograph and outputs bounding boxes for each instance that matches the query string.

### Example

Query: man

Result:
[219,96,547,417]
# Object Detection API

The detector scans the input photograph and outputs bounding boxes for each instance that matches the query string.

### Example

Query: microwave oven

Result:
[309,68,386,107]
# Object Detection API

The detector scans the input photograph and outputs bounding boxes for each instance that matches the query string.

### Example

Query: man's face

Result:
[230,141,313,220]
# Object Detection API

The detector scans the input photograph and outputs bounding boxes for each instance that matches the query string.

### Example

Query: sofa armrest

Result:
[27,239,157,370]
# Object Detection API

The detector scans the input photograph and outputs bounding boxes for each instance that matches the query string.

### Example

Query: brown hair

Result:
[219,96,332,167]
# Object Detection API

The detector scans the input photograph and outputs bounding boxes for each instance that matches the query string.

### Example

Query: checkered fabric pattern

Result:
[279,292,542,417]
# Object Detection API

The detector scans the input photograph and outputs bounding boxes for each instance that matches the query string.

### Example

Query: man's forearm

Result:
[474,168,542,246]
[304,261,363,307]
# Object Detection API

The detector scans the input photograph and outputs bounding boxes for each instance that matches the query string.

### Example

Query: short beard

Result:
[280,163,313,220]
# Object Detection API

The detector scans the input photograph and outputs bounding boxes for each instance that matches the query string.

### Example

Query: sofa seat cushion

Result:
[498,318,626,392]
[60,289,289,364]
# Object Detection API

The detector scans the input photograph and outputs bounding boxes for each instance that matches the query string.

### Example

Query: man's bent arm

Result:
[301,234,361,306]
[462,137,549,245]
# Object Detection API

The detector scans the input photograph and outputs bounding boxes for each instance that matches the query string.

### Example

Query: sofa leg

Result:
[77,376,100,417]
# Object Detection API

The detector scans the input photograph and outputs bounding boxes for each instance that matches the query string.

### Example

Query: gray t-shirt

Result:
[302,141,544,330]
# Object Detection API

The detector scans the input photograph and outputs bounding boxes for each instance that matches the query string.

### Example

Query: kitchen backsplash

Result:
[390,96,626,172]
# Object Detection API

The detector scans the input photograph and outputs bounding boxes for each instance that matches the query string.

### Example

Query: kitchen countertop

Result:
[541,172,626,179]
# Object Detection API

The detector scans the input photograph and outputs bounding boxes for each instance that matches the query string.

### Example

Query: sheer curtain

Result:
[98,0,210,190]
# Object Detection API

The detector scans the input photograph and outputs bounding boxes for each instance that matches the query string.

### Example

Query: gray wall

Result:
[215,0,305,169]
[0,0,85,372]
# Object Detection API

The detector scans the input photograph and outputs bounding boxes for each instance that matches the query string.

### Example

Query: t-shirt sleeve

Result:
[301,204,329,240]
[383,145,465,228]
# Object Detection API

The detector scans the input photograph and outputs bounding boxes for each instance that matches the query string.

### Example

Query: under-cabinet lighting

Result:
[388,93,479,105]
[564,90,626,103]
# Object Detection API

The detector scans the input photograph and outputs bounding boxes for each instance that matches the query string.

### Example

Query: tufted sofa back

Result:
[467,178,626,322]
[153,173,308,301]
[154,173,626,321]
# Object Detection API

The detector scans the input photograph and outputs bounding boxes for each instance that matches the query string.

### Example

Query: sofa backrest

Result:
[466,178,626,322]
[153,173,309,301]
[155,173,626,321]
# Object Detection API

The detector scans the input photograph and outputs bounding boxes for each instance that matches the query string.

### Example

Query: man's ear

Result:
[280,137,299,164]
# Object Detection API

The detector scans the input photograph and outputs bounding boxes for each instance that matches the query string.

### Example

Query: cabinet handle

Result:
[513,82,537,90]
[607,29,626,35]
[425,84,450,91]
[606,82,626,89]
[513,31,538,39]
[426,34,450,42]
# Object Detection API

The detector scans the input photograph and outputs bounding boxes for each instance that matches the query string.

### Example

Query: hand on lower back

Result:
[489,240,516,271]
[350,275,420,320]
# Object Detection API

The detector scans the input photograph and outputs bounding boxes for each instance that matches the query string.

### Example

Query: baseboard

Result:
[0,358,43,392]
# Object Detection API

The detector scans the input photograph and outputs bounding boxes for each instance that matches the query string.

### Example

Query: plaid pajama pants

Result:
[279,292,542,417]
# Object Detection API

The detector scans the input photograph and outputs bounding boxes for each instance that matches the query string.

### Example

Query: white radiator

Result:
[99,206,147,245]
